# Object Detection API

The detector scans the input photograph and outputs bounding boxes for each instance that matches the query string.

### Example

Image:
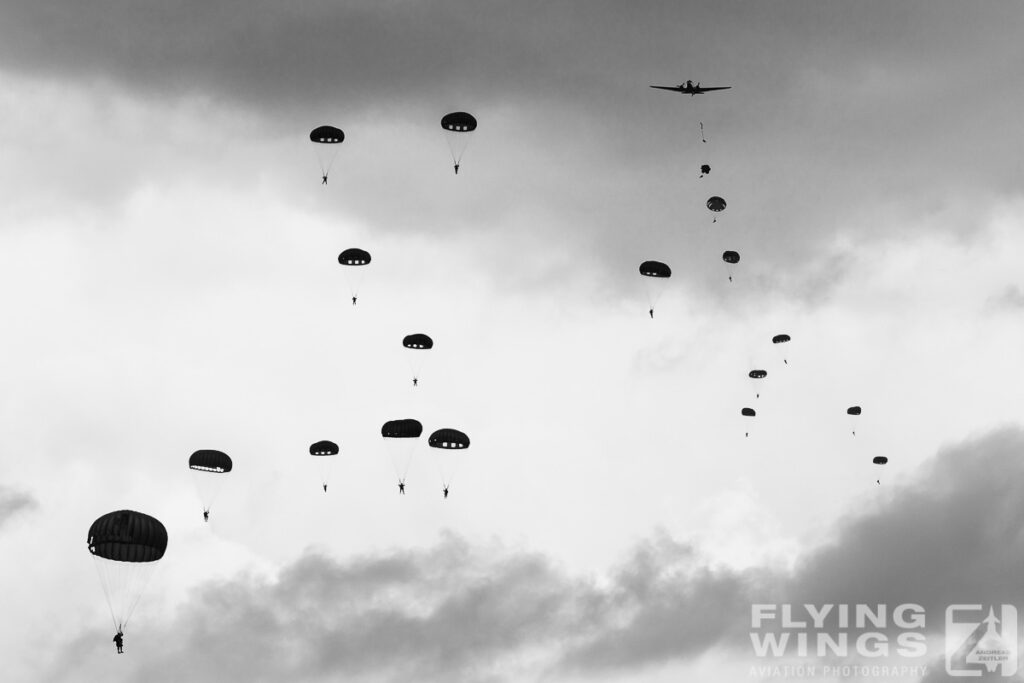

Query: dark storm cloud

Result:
[4,1,1023,295]
[49,429,1024,681]
[0,485,36,530]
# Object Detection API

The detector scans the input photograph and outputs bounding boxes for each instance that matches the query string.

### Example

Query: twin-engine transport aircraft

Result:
[649,80,731,95]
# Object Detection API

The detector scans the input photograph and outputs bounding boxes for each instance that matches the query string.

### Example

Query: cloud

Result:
[47,428,1024,682]
[3,1,1024,297]
[0,485,36,530]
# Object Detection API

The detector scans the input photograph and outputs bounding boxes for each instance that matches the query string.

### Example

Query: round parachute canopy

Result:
[707,196,727,212]
[872,456,888,465]
[310,126,344,144]
[88,510,167,563]
[741,408,756,417]
[403,334,433,350]
[309,440,339,456]
[639,260,671,278]
[847,406,862,416]
[338,248,371,266]
[441,112,478,132]
[429,428,470,450]
[700,164,711,175]
[748,369,767,379]
[189,449,232,473]
[772,334,791,344]
[722,251,740,264]
[382,419,423,439]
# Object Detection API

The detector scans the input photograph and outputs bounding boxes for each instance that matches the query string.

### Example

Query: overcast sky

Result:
[2,2,1024,682]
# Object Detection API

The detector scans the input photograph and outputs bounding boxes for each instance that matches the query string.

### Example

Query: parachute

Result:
[338,248,370,266]
[441,112,477,174]
[639,260,671,315]
[429,428,470,491]
[639,261,671,278]
[872,456,888,465]
[741,407,755,438]
[748,368,767,399]
[382,419,423,485]
[772,333,792,365]
[403,334,433,350]
[707,196,726,223]
[309,440,339,492]
[309,125,344,183]
[338,248,371,303]
[87,510,167,632]
[722,250,740,282]
[403,334,433,385]
[847,406,861,436]
[699,164,711,178]
[188,449,232,519]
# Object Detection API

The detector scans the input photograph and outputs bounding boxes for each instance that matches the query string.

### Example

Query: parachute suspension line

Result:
[93,558,120,632]
[700,121,707,144]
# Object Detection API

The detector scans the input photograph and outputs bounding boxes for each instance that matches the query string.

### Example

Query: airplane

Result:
[649,80,731,96]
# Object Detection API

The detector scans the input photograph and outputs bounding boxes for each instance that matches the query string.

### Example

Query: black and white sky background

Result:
[2,1,1024,681]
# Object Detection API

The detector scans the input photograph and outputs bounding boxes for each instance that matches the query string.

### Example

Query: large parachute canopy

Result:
[722,251,740,264]
[309,125,344,182]
[639,261,672,278]
[772,334,791,344]
[748,369,767,379]
[707,196,727,212]
[847,406,862,416]
[382,419,424,439]
[189,449,232,518]
[872,456,888,465]
[310,440,339,456]
[338,248,371,266]
[403,334,434,350]
[87,510,167,631]
[189,449,232,473]
[429,428,470,449]
[309,126,344,144]
[441,112,478,174]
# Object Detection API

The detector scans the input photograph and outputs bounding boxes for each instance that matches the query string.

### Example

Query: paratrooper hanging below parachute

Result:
[87,510,167,644]
[309,125,344,185]
[441,112,477,175]
[741,407,756,437]
[772,334,792,365]
[707,196,727,223]
[639,260,671,318]
[338,248,371,305]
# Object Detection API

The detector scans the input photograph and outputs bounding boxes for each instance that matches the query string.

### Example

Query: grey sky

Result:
[36,429,1024,682]
[2,1,1022,293]
[2,3,1024,682]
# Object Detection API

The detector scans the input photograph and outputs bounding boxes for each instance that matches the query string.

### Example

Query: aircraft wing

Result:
[695,86,731,92]
[649,85,684,92]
